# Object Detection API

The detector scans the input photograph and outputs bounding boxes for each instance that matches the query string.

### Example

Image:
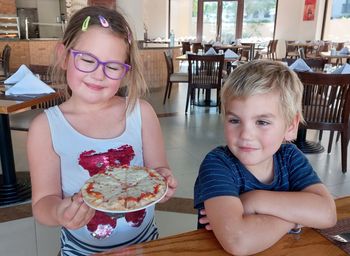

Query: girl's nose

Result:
[91,63,105,80]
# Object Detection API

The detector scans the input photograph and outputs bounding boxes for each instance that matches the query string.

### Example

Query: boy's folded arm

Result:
[204,196,294,256]
[242,184,337,229]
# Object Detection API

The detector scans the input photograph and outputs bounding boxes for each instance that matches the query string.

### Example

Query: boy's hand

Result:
[156,167,177,203]
[56,192,95,230]
[198,209,212,230]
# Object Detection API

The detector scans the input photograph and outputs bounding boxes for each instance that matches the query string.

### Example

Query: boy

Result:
[194,60,336,255]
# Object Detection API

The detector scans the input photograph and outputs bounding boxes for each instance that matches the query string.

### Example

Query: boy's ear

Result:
[56,43,68,70]
[284,114,300,141]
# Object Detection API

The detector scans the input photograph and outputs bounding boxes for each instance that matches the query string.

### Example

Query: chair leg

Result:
[167,82,173,99]
[340,132,349,173]
[185,86,191,113]
[163,81,170,104]
[328,131,334,154]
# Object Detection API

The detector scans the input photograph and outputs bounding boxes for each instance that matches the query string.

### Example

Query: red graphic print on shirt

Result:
[78,145,146,237]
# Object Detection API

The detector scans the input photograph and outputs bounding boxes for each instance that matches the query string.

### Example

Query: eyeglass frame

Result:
[69,49,131,80]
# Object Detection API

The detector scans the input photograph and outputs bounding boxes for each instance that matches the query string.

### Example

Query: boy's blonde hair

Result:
[221,59,304,126]
[50,6,147,112]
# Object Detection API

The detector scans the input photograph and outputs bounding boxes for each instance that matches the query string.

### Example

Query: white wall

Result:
[117,0,144,40]
[275,0,326,58]
[143,0,168,40]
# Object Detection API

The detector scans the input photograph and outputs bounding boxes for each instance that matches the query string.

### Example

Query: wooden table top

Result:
[0,86,61,114]
[95,196,350,256]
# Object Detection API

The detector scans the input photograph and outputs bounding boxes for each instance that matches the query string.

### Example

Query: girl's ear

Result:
[284,114,300,141]
[56,43,68,70]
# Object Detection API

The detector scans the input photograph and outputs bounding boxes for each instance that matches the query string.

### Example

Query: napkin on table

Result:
[5,72,55,96]
[332,63,350,74]
[289,58,312,72]
[4,64,32,84]
[224,49,239,59]
[204,47,217,55]
[339,47,349,55]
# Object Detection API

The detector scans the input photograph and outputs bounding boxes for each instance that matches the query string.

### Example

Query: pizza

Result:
[81,165,167,212]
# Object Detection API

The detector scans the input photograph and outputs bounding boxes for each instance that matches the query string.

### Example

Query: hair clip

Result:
[98,15,109,28]
[82,16,90,31]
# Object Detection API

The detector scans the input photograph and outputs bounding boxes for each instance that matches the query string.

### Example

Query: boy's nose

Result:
[239,125,253,140]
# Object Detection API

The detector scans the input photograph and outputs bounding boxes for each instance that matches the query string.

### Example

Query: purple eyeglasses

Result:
[70,49,131,80]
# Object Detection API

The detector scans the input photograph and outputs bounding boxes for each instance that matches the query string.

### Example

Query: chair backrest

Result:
[163,51,174,76]
[285,40,296,52]
[2,44,11,78]
[296,72,350,132]
[29,64,51,84]
[187,54,224,90]
[204,44,213,53]
[192,42,203,54]
[181,41,191,54]
[298,47,306,59]
[281,58,327,72]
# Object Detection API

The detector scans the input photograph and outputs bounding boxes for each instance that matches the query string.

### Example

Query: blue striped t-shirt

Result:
[194,143,321,210]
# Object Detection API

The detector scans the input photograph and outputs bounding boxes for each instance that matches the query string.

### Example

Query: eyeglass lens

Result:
[73,51,128,80]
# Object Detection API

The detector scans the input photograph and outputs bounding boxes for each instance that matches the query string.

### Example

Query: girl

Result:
[28,6,177,256]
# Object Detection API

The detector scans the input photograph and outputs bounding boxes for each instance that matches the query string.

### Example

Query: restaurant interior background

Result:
[1,0,350,255]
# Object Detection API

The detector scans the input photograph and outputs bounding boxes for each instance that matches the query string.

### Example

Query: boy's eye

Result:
[228,118,240,124]
[256,120,270,126]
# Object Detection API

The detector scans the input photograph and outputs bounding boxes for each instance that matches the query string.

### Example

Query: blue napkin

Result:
[224,49,239,59]
[204,47,217,55]
[4,64,32,84]
[332,63,350,74]
[5,72,55,95]
[289,59,312,72]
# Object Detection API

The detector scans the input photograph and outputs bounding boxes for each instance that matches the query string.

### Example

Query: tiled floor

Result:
[1,82,350,255]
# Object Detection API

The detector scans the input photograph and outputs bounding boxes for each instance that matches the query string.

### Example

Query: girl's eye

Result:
[256,120,270,126]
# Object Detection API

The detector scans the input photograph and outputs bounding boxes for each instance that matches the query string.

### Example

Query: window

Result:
[323,0,350,42]
[169,0,277,42]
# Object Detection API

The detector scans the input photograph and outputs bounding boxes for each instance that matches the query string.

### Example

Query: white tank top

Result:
[45,101,158,255]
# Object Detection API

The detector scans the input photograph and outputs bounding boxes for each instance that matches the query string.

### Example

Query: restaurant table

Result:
[0,88,61,206]
[320,51,350,64]
[96,196,350,256]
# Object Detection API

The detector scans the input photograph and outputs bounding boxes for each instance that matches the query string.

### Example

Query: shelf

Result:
[0,16,20,39]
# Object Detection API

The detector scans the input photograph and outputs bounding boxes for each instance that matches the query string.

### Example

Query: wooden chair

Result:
[191,42,203,54]
[296,72,350,173]
[240,43,255,61]
[163,51,188,104]
[186,54,224,113]
[0,44,11,80]
[181,41,191,55]
[282,58,327,72]
[285,40,298,59]
[29,64,51,84]
[261,40,277,60]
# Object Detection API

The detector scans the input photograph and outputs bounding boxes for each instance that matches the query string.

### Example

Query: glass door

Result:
[200,0,240,43]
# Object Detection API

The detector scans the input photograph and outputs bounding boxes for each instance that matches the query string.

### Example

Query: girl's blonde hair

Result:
[50,6,147,112]
[221,60,304,125]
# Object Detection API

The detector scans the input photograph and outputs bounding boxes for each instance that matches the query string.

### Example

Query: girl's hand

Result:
[156,167,177,203]
[198,209,212,230]
[56,192,95,230]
